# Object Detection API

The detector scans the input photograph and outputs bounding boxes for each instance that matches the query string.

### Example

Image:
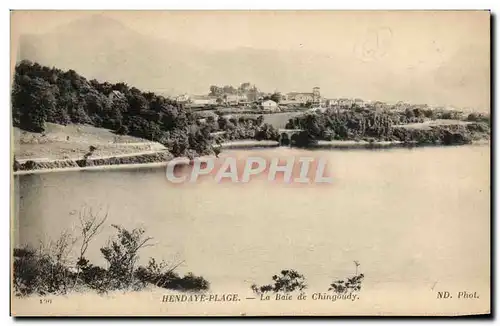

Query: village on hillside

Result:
[171,82,468,116]
[11,59,490,169]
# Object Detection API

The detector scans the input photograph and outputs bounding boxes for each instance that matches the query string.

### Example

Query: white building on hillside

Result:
[226,94,248,105]
[261,100,278,111]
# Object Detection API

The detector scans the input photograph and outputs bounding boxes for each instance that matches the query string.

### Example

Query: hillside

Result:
[10,60,220,159]
[14,123,165,161]
[10,60,281,163]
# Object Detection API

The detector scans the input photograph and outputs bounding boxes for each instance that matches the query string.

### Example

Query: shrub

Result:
[23,160,36,170]
[75,257,108,293]
[134,258,209,292]
[13,247,43,296]
[467,113,490,124]
[251,270,307,295]
[328,261,365,294]
[169,273,210,292]
[291,131,318,147]
[116,125,129,135]
[328,274,365,294]
[13,210,210,297]
[13,157,21,171]
[13,231,77,297]
[99,225,153,290]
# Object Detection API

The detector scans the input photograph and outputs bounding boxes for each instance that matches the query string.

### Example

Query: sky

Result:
[11,10,491,110]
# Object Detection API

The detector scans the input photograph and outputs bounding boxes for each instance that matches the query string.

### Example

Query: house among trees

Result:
[282,92,312,104]
[175,84,326,110]
[175,93,190,104]
[325,99,338,107]
[204,83,264,107]
[225,94,248,106]
[108,90,126,101]
[337,98,354,107]
[354,98,365,107]
[280,87,322,106]
[175,94,218,109]
[261,100,278,111]
[246,86,261,102]
[190,95,218,106]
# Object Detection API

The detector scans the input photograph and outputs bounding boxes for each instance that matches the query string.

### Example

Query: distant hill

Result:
[18,15,201,97]
[17,15,347,97]
[16,14,490,110]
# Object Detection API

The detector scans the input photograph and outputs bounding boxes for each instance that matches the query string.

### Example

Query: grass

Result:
[13,123,166,161]
[393,119,473,131]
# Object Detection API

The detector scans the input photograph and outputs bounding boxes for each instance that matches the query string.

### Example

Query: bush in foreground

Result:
[13,208,210,296]
[251,270,307,295]
[135,258,209,292]
[328,261,365,294]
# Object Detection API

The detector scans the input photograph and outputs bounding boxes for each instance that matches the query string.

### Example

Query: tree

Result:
[239,82,251,93]
[12,75,57,132]
[160,105,180,130]
[116,124,129,135]
[270,92,282,103]
[11,61,218,157]
[167,129,190,157]
[222,85,236,95]
[127,89,148,115]
[256,123,279,141]
[100,225,153,289]
[73,206,108,287]
[209,85,222,96]
[256,115,264,126]
[217,116,228,130]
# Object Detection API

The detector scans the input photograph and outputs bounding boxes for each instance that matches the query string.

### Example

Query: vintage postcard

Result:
[10,10,491,316]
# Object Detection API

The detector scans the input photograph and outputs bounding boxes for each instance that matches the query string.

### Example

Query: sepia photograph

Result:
[9,10,491,316]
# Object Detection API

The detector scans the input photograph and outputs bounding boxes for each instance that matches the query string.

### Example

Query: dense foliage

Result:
[251,270,307,295]
[329,273,364,294]
[285,107,490,147]
[12,61,282,157]
[11,61,215,157]
[215,115,280,141]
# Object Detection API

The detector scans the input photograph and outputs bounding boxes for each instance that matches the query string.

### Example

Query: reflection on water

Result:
[14,146,490,291]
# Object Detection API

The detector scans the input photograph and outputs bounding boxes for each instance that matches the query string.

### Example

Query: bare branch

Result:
[165,260,185,274]
[77,206,109,260]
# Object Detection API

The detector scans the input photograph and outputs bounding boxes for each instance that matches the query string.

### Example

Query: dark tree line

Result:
[285,107,490,147]
[12,61,281,156]
[216,115,279,141]
[286,108,397,145]
[11,61,215,157]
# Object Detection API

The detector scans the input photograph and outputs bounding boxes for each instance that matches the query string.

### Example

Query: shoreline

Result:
[13,161,170,176]
[217,140,279,149]
[13,139,490,175]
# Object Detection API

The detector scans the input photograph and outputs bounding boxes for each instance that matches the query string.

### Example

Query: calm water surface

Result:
[14,145,490,292]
